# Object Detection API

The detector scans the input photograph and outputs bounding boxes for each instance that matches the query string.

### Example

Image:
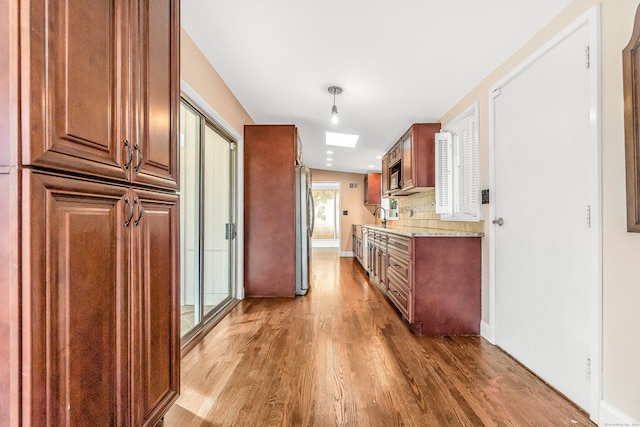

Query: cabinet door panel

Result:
[131,189,179,426]
[401,132,413,190]
[24,1,128,181]
[23,171,129,426]
[134,0,179,189]
[381,155,390,195]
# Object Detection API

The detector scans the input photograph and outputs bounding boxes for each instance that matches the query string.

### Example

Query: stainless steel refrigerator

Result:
[296,166,314,295]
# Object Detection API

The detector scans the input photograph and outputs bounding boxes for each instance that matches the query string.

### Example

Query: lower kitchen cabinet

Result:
[352,225,364,264]
[355,225,481,336]
[410,236,481,336]
[22,171,179,425]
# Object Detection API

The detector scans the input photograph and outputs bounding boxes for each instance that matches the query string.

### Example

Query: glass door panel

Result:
[179,103,201,336]
[202,124,232,317]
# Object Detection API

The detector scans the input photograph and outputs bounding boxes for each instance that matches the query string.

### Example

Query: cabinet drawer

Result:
[387,234,411,256]
[388,255,410,283]
[388,279,410,319]
[388,265,409,292]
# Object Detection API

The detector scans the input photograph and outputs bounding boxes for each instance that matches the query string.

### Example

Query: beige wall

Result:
[181,28,254,135]
[438,0,640,419]
[310,169,377,254]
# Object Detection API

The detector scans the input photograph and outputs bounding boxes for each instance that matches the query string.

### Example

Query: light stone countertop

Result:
[358,224,484,238]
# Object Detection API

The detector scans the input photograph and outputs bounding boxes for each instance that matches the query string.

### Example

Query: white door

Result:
[493,23,596,411]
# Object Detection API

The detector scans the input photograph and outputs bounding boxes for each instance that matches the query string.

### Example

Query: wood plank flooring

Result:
[164,248,594,426]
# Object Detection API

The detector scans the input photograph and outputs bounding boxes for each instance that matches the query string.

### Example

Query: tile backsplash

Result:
[380,189,484,233]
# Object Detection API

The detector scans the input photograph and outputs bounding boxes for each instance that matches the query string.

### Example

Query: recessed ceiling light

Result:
[326,158,333,161]
[369,164,375,168]
[376,155,382,159]
[326,150,334,154]
[325,132,359,148]
[326,163,332,167]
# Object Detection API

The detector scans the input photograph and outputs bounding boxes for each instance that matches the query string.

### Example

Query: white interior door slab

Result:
[493,23,596,411]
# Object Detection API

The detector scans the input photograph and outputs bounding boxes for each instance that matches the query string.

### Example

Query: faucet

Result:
[373,206,387,228]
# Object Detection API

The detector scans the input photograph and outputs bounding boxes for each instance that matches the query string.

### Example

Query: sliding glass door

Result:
[180,98,236,339]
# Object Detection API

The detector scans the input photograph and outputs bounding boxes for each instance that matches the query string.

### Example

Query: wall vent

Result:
[348,182,359,189]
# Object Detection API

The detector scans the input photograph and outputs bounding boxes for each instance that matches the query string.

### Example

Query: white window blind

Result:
[435,131,452,214]
[436,103,480,222]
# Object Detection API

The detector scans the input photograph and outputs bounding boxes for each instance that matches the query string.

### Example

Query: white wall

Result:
[439,0,640,421]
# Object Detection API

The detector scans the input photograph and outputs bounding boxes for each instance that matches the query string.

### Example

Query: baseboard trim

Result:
[599,400,639,426]
[480,320,496,344]
[340,251,354,257]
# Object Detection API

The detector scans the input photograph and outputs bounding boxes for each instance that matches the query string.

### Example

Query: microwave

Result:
[390,171,400,190]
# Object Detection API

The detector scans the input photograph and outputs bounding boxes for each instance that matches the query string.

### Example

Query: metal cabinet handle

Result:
[124,140,133,170]
[134,143,143,173]
[124,198,134,228]
[134,197,143,227]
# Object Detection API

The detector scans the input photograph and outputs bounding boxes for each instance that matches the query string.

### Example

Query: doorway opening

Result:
[310,181,341,248]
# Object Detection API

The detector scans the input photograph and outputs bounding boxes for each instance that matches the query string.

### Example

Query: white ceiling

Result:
[182,0,573,174]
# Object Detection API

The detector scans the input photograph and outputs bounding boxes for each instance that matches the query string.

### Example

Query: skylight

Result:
[325,132,359,148]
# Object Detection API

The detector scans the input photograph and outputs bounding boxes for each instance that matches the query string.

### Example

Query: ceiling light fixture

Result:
[328,86,342,125]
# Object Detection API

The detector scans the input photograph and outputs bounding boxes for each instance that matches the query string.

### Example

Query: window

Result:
[435,103,480,221]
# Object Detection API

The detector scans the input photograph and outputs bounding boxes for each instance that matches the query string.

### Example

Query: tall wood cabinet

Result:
[1,0,180,425]
[244,125,300,297]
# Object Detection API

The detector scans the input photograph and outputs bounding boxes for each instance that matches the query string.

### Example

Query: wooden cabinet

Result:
[352,225,364,264]
[364,173,381,205]
[23,0,179,190]
[22,173,180,425]
[1,1,180,425]
[381,154,390,196]
[131,188,180,426]
[381,123,441,196]
[367,230,388,294]
[244,125,298,297]
[359,228,481,336]
[23,172,131,426]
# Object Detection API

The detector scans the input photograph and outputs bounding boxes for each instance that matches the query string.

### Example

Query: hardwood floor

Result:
[164,248,594,426]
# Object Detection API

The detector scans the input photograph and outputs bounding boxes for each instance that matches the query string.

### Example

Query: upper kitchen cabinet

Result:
[364,173,381,205]
[381,154,390,196]
[22,0,179,190]
[382,123,441,196]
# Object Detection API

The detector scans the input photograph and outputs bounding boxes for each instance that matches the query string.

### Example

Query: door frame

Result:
[181,80,244,299]
[487,5,602,422]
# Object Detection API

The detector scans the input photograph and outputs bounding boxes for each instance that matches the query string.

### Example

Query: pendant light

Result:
[328,86,342,124]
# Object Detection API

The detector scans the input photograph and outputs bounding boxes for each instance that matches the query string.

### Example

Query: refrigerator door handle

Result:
[308,189,315,237]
